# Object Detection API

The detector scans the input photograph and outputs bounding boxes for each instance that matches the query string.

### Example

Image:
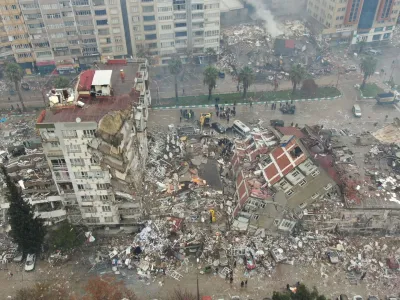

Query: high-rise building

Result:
[17,0,128,73]
[0,0,221,68]
[125,0,221,65]
[36,59,150,226]
[0,0,34,65]
[307,0,400,44]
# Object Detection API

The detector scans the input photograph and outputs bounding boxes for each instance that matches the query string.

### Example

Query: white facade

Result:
[126,0,221,65]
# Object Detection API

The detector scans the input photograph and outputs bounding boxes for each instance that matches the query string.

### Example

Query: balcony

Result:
[47,150,64,157]
[41,132,59,142]
[16,56,35,63]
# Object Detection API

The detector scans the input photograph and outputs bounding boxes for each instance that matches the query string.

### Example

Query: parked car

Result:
[347,65,357,71]
[352,104,362,117]
[367,49,382,55]
[327,251,339,264]
[211,122,226,133]
[25,254,36,271]
[337,295,349,300]
[13,251,23,262]
[353,296,363,300]
[270,119,284,127]
[368,297,379,300]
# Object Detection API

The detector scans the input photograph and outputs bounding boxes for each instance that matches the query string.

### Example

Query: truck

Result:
[376,92,399,104]
[199,113,212,127]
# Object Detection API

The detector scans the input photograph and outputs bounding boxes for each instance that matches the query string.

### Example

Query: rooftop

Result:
[220,0,244,12]
[92,70,112,86]
[38,62,143,124]
[77,69,95,92]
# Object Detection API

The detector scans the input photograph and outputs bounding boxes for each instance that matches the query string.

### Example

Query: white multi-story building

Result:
[125,0,221,65]
[36,60,150,227]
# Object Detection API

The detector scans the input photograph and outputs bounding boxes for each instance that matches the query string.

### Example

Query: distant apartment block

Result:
[307,0,400,44]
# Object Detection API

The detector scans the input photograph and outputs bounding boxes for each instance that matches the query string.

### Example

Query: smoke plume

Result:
[246,0,283,38]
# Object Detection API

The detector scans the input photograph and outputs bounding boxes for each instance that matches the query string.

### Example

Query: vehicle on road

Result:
[270,119,285,127]
[352,104,362,117]
[200,113,212,127]
[367,49,382,55]
[280,104,296,114]
[337,295,348,300]
[13,251,23,262]
[211,122,226,133]
[376,92,399,104]
[353,296,363,300]
[25,253,36,271]
[368,297,379,300]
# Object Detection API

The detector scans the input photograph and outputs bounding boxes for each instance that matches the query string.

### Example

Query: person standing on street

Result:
[227,114,230,124]
[240,281,244,288]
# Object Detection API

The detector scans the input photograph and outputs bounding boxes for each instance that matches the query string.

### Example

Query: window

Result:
[142,5,154,12]
[62,130,77,138]
[51,159,66,167]
[205,30,219,37]
[83,207,96,213]
[111,18,119,24]
[78,184,91,190]
[192,3,203,10]
[64,21,75,27]
[159,15,173,21]
[386,26,393,31]
[104,217,114,222]
[110,8,118,14]
[102,205,111,212]
[72,0,89,5]
[75,10,91,15]
[161,41,174,48]
[91,171,104,178]
[175,22,186,28]
[205,3,219,9]
[160,33,174,39]
[131,6,138,12]
[114,36,122,43]
[69,40,79,45]
[298,179,307,187]
[96,19,108,25]
[383,33,391,39]
[158,6,172,12]
[175,13,186,19]
[192,12,203,19]
[112,27,121,33]
[83,129,96,137]
[54,171,70,181]
[98,29,109,35]
[94,9,107,15]
[252,214,259,220]
[86,217,100,223]
[175,31,187,37]
[70,158,84,166]
[83,38,96,43]
[109,0,116,4]
[375,27,384,32]
[75,171,89,179]
[144,24,156,31]
[78,20,92,26]
[66,145,81,153]
[50,32,65,39]
[46,13,61,19]
[311,170,320,177]
[116,45,124,52]
[145,34,157,40]
[133,25,140,31]
[161,24,172,30]
[291,170,300,177]
[102,47,112,53]
[97,183,108,190]
[50,142,60,147]
[37,50,53,57]
[135,35,142,40]
[143,15,155,21]
[21,3,39,9]
[311,193,320,200]
[286,189,294,196]
[324,183,332,190]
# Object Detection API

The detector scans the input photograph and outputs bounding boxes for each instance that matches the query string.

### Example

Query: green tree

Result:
[271,284,327,300]
[168,57,183,101]
[360,56,377,89]
[5,62,26,111]
[357,40,366,54]
[2,167,46,254]
[49,221,84,251]
[205,47,216,65]
[54,76,70,89]
[289,64,306,94]
[238,66,255,99]
[203,65,219,101]
[301,79,318,97]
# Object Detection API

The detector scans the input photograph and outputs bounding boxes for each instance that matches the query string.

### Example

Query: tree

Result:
[167,289,197,300]
[205,47,216,65]
[271,284,327,300]
[360,56,377,89]
[82,275,137,300]
[357,40,366,54]
[301,79,318,97]
[168,57,183,101]
[289,64,306,94]
[203,65,219,100]
[2,167,46,254]
[54,76,70,89]
[15,282,73,300]
[238,66,255,99]
[5,62,25,111]
[48,221,84,251]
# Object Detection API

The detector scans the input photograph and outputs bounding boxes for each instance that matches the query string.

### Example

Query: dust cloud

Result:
[246,0,283,38]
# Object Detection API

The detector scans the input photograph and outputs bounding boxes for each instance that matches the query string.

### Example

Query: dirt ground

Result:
[1,237,398,300]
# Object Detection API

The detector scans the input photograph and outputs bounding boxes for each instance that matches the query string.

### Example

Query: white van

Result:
[352,104,362,117]
[232,120,251,137]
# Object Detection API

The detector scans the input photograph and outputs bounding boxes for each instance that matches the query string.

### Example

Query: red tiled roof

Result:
[285,40,295,49]
[78,70,95,92]
[277,127,305,138]
[262,139,308,185]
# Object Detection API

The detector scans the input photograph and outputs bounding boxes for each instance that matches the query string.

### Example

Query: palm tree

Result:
[203,66,219,101]
[5,63,25,111]
[168,57,183,101]
[289,64,306,94]
[204,47,216,65]
[360,56,377,89]
[238,66,254,99]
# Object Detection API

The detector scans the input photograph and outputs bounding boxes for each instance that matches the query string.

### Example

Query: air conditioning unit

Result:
[77,101,85,107]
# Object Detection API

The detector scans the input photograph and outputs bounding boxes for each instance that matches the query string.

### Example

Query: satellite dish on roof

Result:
[76,117,81,123]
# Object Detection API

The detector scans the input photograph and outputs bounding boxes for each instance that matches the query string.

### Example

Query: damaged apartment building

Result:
[229,126,339,232]
[35,59,151,228]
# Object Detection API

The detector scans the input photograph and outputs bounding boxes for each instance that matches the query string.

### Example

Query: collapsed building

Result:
[35,59,151,229]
